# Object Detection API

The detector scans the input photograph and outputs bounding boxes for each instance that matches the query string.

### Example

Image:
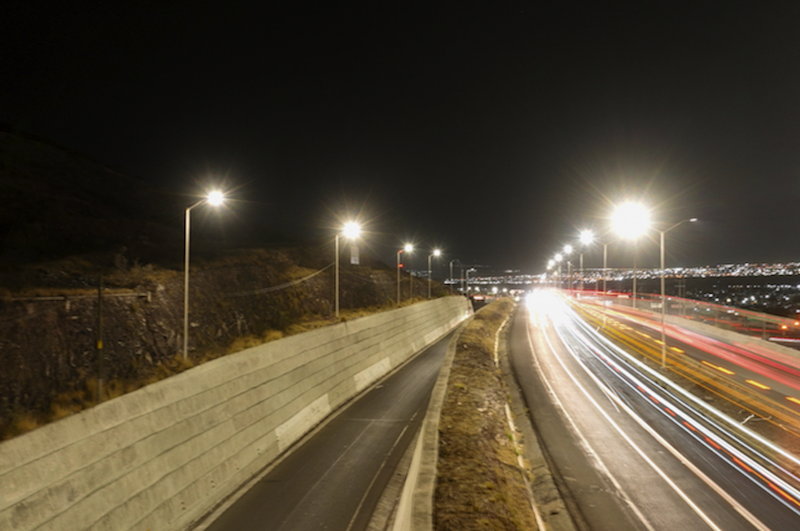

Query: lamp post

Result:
[335,221,361,319]
[554,253,563,289]
[466,267,476,292]
[578,230,593,294]
[600,240,613,294]
[397,244,413,306]
[183,190,224,361]
[449,259,458,294]
[428,249,441,299]
[658,218,697,368]
[563,244,573,292]
[612,202,650,309]
[594,240,614,325]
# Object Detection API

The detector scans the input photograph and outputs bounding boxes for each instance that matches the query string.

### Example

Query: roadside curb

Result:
[391,314,474,530]
[391,301,578,531]
[499,305,579,531]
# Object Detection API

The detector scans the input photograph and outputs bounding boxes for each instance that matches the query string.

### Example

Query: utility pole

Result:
[96,274,104,404]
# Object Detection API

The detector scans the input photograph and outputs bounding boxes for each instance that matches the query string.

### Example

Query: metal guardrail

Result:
[10,292,151,311]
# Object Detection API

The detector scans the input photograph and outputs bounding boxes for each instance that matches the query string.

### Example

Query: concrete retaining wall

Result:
[0,297,471,531]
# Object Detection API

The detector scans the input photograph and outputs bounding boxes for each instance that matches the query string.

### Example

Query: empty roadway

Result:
[199,328,458,531]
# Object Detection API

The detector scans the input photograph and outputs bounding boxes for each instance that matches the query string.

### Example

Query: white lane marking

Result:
[525,312,659,531]
[570,306,800,480]
[540,303,770,531]
[494,314,511,368]
[345,424,410,531]
[564,311,800,512]
[495,312,546,530]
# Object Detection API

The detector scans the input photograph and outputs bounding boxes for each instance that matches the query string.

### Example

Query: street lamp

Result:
[183,190,225,361]
[563,244,573,291]
[449,259,458,295]
[578,230,594,294]
[658,217,697,367]
[612,202,650,307]
[554,253,563,289]
[335,221,361,318]
[397,243,413,306]
[466,267,476,292]
[600,240,614,294]
[428,249,441,299]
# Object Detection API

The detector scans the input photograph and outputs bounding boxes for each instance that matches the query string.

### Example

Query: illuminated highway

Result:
[573,297,800,437]
[509,291,800,530]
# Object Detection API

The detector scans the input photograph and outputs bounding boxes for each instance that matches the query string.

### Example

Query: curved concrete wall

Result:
[0,297,471,531]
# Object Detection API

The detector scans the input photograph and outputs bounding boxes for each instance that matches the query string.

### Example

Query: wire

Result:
[225,263,334,298]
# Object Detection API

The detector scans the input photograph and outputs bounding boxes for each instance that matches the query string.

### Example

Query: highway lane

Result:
[200,328,458,531]
[510,291,800,530]
[575,300,800,436]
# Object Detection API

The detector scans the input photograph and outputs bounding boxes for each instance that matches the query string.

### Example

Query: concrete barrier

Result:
[392,317,468,531]
[0,296,471,531]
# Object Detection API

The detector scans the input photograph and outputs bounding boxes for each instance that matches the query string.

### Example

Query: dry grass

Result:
[1,286,444,441]
[436,301,533,527]
[1,355,201,441]
[436,297,537,530]
[224,297,433,350]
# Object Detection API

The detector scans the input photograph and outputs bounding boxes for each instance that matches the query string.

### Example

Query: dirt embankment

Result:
[436,298,538,530]
[0,247,446,440]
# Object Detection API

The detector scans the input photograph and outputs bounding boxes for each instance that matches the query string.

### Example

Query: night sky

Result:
[3,2,800,274]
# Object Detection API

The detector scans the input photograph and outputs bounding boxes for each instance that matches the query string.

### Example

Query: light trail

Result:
[582,301,800,393]
[524,294,800,529]
[525,294,659,531]
[529,296,731,530]
[575,302,800,431]
[546,295,800,519]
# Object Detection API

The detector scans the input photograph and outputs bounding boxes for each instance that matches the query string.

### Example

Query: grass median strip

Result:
[435,298,538,530]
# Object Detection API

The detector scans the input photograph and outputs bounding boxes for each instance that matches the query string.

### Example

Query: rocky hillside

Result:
[0,130,447,439]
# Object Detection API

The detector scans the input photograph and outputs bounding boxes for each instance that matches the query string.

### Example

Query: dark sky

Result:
[3,2,800,273]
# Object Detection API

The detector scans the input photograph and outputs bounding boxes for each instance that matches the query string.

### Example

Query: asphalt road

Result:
[200,328,457,531]
[509,293,800,531]
[582,301,800,424]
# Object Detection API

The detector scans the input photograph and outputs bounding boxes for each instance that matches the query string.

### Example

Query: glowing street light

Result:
[612,202,650,240]
[658,217,697,368]
[612,202,650,306]
[428,249,441,299]
[335,221,361,318]
[183,190,225,361]
[563,244,573,291]
[397,243,413,306]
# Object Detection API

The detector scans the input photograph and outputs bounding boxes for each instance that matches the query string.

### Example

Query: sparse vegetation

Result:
[436,298,537,530]
[0,252,446,440]
[0,129,453,441]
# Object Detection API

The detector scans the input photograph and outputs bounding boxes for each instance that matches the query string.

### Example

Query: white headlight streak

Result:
[546,294,800,520]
